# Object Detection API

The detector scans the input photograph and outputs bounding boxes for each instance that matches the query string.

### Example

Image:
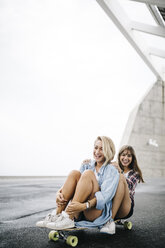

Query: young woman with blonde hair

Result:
[36,136,120,230]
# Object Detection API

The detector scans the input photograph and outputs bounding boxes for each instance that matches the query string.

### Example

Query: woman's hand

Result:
[82,159,91,165]
[111,161,122,173]
[56,191,67,207]
[66,201,86,214]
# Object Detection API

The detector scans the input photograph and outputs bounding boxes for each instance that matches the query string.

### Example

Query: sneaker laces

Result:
[47,211,67,223]
[51,213,62,222]
[103,221,110,228]
[44,213,52,221]
[54,211,70,223]
[54,212,74,228]
[44,210,59,222]
[57,211,69,221]
[103,218,114,227]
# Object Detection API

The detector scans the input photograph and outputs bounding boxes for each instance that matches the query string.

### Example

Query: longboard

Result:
[48,220,132,247]
[48,227,90,247]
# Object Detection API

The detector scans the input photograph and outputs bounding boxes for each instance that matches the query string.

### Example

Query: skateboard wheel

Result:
[124,221,132,230]
[48,230,59,241]
[66,235,78,247]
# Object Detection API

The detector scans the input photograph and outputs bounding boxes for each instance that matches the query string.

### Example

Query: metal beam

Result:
[131,21,165,37]
[129,0,165,8]
[149,47,165,58]
[147,5,165,26]
[96,0,164,80]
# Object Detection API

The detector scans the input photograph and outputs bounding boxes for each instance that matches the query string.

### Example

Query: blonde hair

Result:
[95,136,115,165]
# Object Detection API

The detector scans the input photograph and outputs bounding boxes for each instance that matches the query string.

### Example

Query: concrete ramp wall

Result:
[120,80,165,178]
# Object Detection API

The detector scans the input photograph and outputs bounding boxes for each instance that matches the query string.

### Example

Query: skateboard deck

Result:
[48,220,132,247]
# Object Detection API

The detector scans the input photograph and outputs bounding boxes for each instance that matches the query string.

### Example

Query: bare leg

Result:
[66,170,102,221]
[56,170,81,214]
[111,174,131,219]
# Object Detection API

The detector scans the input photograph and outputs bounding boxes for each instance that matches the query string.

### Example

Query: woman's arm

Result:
[56,187,67,206]
[66,197,97,214]
[82,159,91,165]
[111,161,122,173]
[95,166,120,210]
[88,197,97,208]
[126,171,139,192]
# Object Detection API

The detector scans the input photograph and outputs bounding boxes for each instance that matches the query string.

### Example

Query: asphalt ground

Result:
[0,176,165,248]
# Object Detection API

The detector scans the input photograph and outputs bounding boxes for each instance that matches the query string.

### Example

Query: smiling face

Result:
[93,139,105,166]
[119,149,133,171]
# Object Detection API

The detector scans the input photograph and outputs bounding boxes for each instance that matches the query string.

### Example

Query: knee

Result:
[81,170,95,179]
[68,170,81,180]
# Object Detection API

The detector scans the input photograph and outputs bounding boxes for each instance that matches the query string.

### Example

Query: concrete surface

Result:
[0,177,165,248]
[120,80,165,177]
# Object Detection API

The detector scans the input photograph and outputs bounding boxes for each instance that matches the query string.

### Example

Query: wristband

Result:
[86,201,90,209]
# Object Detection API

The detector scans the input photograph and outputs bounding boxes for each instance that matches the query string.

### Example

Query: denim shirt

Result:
[75,160,119,228]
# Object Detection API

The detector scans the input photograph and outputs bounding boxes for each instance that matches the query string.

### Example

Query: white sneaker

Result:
[100,220,116,234]
[36,210,61,227]
[46,211,75,230]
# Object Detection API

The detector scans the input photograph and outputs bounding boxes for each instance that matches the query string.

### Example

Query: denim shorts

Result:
[76,199,134,222]
[122,199,134,219]
[74,211,87,222]
[114,199,134,220]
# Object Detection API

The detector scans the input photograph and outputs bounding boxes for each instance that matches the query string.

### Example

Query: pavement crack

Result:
[0,207,55,223]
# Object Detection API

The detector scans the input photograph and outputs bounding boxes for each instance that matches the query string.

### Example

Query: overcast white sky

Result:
[0,0,156,176]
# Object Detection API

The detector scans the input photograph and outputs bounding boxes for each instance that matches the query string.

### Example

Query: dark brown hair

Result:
[118,145,144,183]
